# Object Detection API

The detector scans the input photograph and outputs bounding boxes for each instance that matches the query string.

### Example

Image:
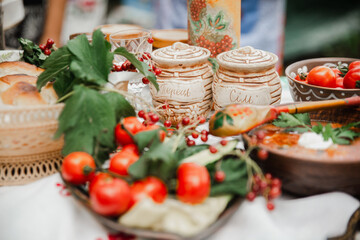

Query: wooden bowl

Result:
[244,106,360,197]
[285,57,360,102]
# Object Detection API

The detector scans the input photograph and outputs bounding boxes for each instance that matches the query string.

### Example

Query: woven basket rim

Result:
[0,103,65,113]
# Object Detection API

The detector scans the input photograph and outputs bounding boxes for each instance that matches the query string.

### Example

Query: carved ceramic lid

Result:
[216,46,278,72]
[151,42,210,67]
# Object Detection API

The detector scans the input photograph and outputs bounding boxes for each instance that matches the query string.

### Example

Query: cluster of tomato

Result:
[295,60,360,89]
[61,116,211,217]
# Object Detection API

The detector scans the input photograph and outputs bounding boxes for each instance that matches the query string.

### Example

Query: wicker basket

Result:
[0,104,64,186]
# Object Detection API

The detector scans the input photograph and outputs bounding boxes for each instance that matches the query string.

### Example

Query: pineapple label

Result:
[213,82,271,108]
[150,78,210,103]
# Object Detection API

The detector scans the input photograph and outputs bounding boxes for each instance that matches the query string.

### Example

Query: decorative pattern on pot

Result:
[213,46,281,110]
[150,42,213,124]
[188,0,241,58]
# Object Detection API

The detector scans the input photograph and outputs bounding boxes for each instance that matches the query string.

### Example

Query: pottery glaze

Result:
[213,46,282,110]
[150,42,213,124]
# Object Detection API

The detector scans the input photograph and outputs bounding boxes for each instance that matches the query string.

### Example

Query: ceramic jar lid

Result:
[216,46,278,72]
[151,42,210,67]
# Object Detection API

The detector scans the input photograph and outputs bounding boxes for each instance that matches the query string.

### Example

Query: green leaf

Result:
[18,38,47,67]
[207,157,248,196]
[52,69,78,98]
[103,92,135,122]
[113,47,159,91]
[311,123,323,134]
[55,85,116,158]
[207,16,214,27]
[67,30,113,86]
[273,113,311,128]
[322,124,333,141]
[36,46,72,90]
[213,111,225,130]
[226,114,234,126]
[133,129,160,151]
[128,137,177,181]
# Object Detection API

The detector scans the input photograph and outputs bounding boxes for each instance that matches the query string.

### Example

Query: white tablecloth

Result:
[1,78,359,240]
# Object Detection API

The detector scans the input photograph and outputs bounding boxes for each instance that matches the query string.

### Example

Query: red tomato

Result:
[176,162,210,204]
[307,66,336,88]
[61,152,96,185]
[336,77,344,88]
[89,176,131,216]
[349,61,360,71]
[122,144,139,155]
[295,74,307,81]
[114,117,144,146]
[89,172,110,193]
[129,176,167,208]
[109,149,139,176]
[343,68,360,89]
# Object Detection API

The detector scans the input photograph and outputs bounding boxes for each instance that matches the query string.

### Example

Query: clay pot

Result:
[150,42,213,125]
[213,46,282,110]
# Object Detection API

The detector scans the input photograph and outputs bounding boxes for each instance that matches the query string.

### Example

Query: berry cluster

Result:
[196,35,233,58]
[246,173,282,211]
[190,0,206,21]
[138,110,160,126]
[39,38,55,56]
[112,52,162,85]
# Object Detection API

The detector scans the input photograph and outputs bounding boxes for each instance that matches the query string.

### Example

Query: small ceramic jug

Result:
[150,42,213,124]
[212,46,281,110]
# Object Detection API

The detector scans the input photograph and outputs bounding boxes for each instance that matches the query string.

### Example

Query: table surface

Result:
[0,78,359,240]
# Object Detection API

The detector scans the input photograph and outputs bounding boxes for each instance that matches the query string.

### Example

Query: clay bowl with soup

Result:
[285,57,360,102]
[243,106,360,197]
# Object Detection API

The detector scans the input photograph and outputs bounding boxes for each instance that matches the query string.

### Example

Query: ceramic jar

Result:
[150,42,213,124]
[212,46,282,110]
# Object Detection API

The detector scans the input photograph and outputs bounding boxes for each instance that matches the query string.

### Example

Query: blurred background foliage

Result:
[284,0,360,67]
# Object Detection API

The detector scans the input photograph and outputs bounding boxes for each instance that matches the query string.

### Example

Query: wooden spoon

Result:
[209,96,360,137]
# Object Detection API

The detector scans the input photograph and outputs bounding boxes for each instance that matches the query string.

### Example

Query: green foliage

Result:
[18,38,48,67]
[207,157,248,196]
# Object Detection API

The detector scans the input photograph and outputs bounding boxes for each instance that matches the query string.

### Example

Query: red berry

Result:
[162,104,169,109]
[215,170,226,182]
[39,44,46,51]
[252,184,260,193]
[255,130,266,140]
[259,180,268,190]
[147,38,154,44]
[200,134,208,142]
[121,62,128,70]
[267,202,275,211]
[164,120,171,128]
[187,140,195,147]
[176,123,182,129]
[154,68,162,75]
[269,187,281,199]
[191,131,199,139]
[139,57,144,62]
[257,148,269,160]
[150,114,159,123]
[142,77,150,84]
[201,130,208,136]
[265,173,272,180]
[44,49,51,55]
[198,116,206,124]
[142,52,151,60]
[46,38,54,48]
[220,139,228,146]
[182,117,190,126]
[114,64,122,72]
[246,191,256,201]
[271,178,282,188]
[138,110,146,119]
[209,145,218,154]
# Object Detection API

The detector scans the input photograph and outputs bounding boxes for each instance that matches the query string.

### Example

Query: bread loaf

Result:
[0,62,58,106]
[0,61,44,77]
[1,82,46,106]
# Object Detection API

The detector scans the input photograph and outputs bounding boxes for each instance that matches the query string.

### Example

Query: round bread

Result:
[1,81,46,106]
[0,74,37,92]
[0,61,44,77]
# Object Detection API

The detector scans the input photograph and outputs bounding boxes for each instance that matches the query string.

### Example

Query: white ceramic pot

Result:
[213,46,281,110]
